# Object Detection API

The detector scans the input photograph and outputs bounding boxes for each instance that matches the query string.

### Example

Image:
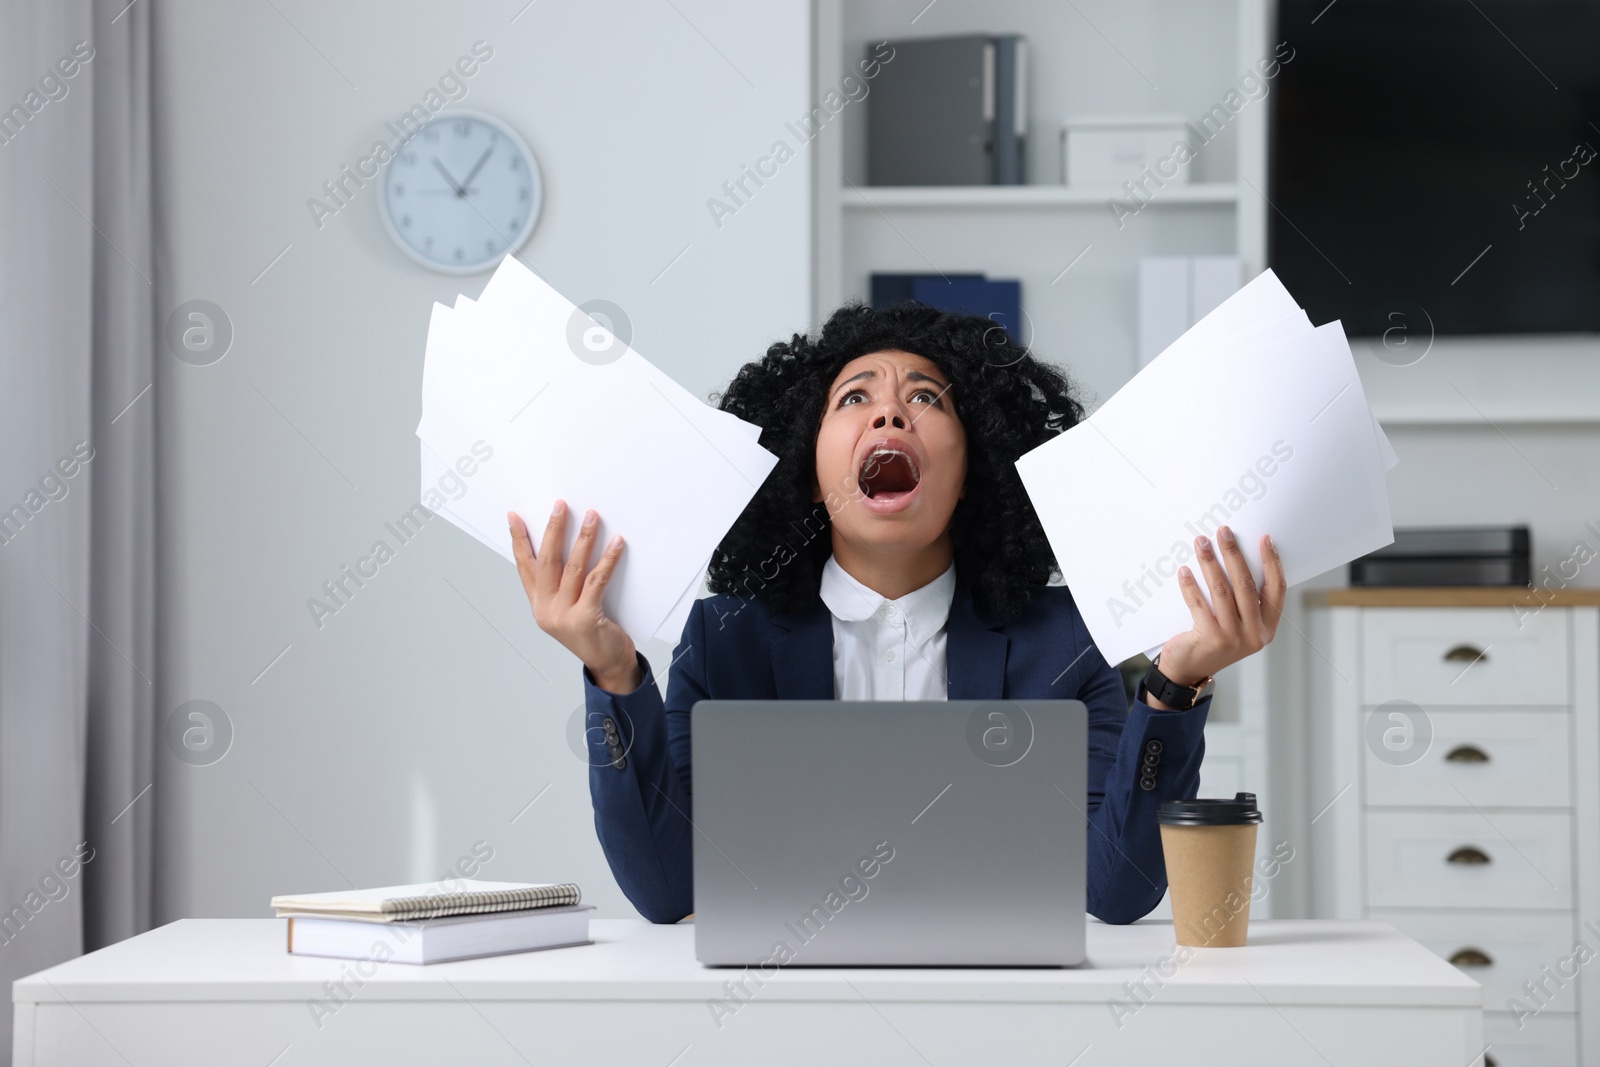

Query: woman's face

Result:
[812,349,967,555]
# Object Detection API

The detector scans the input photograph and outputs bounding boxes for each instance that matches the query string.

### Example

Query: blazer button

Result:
[1145,739,1163,756]
[1139,775,1157,791]
[1143,751,1160,768]
[611,755,627,771]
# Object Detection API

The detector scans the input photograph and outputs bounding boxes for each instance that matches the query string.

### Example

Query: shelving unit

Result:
[812,0,1278,915]
[840,183,1242,210]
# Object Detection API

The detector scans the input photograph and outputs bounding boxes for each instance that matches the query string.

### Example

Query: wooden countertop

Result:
[1305,587,1600,607]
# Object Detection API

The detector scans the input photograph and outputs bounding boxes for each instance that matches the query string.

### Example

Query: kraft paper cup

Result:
[1157,792,1263,948]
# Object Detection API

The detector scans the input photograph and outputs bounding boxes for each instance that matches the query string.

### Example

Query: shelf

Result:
[1308,587,1600,608]
[840,183,1239,210]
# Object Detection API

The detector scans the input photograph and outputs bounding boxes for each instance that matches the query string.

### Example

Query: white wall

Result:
[151,0,811,921]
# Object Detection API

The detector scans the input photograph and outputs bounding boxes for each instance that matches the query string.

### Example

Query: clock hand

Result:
[457,146,495,196]
[431,157,466,197]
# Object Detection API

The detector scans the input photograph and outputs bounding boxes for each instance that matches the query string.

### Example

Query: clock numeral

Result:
[422,128,439,143]
[403,151,418,165]
[393,183,405,196]
[509,157,520,171]
[518,187,530,201]
[485,239,498,254]
[423,237,434,250]
[489,131,499,143]
[455,247,465,261]
[509,219,520,230]
[454,119,471,138]
[401,214,412,228]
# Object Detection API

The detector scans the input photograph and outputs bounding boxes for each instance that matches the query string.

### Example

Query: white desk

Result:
[14,918,1481,1066]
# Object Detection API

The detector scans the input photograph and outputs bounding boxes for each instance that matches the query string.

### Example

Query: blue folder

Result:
[911,276,1022,342]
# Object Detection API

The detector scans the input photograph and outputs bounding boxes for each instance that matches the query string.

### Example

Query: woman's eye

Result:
[834,385,943,408]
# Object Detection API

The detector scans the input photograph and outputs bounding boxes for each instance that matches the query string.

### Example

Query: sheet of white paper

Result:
[653,553,711,644]
[415,257,777,645]
[423,260,767,477]
[1016,277,1394,665]
[499,368,771,640]
[419,437,515,562]
[1373,414,1398,472]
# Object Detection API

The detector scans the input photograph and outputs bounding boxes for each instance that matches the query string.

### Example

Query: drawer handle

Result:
[1442,643,1487,664]
[1449,947,1494,968]
[1447,846,1491,865]
[1445,744,1490,763]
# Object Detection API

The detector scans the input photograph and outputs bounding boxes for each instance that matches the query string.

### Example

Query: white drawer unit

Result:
[1307,594,1600,1067]
[1364,709,1572,809]
[1366,809,1574,911]
[1360,607,1569,706]
[1482,1012,1579,1067]
[1370,911,1579,1014]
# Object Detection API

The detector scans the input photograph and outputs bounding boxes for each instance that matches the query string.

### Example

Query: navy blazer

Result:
[579,576,1210,925]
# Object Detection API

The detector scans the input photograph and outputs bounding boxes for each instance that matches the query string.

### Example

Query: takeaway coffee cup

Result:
[1157,792,1263,948]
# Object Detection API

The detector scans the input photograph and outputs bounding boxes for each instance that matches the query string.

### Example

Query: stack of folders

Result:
[271,879,594,965]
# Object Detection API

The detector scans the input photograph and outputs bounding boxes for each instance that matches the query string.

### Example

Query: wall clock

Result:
[380,109,542,274]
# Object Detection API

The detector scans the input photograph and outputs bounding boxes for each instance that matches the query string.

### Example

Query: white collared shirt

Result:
[817,554,957,701]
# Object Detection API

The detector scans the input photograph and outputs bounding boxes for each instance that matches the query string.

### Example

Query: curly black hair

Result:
[706,301,1088,619]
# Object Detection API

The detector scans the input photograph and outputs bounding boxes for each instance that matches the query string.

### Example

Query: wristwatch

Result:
[1139,653,1215,710]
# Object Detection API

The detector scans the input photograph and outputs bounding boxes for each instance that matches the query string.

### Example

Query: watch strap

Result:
[1141,655,1213,710]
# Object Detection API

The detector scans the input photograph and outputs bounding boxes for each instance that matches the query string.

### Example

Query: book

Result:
[284,904,596,965]
[270,879,581,923]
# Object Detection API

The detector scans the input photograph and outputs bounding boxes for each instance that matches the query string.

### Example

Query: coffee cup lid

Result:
[1157,792,1263,826]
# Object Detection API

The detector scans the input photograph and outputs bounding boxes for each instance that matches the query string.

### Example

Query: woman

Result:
[508,302,1285,925]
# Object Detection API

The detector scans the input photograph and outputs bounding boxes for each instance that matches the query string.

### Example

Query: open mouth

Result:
[858,447,922,500]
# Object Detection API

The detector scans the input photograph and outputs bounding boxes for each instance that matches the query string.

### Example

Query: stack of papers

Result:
[1015,269,1397,665]
[416,257,778,646]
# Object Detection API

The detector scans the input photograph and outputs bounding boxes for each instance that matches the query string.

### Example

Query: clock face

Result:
[381,110,542,274]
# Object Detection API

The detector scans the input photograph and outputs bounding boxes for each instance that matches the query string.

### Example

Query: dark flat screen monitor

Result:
[1269,0,1600,337]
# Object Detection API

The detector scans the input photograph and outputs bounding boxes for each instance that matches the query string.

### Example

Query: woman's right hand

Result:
[509,500,642,694]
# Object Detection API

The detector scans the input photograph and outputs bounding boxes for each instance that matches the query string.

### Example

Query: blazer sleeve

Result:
[578,600,708,924]
[1071,611,1211,925]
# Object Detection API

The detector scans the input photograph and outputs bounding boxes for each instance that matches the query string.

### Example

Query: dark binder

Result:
[993,36,1027,185]
[912,277,1022,341]
[870,273,984,309]
[869,35,1024,185]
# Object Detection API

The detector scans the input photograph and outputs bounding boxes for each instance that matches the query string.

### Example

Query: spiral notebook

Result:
[271,879,581,923]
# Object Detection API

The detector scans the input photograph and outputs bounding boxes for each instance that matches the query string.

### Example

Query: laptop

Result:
[690,699,1088,967]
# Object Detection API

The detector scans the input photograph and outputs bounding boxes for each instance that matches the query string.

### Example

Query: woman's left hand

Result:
[1150,526,1286,705]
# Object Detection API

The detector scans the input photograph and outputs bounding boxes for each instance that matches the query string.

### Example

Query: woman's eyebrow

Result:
[831,370,874,398]
[831,368,950,399]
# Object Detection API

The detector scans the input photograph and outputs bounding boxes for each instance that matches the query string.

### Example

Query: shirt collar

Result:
[819,554,958,647]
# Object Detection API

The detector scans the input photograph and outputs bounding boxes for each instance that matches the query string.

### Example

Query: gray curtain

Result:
[0,0,155,1058]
